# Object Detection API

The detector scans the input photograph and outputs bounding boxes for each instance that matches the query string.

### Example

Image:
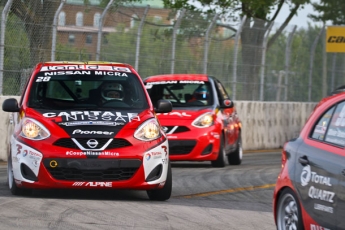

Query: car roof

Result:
[144,74,210,82]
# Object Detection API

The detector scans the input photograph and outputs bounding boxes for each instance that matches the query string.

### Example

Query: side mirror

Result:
[2,98,20,112]
[155,99,172,113]
[221,99,234,108]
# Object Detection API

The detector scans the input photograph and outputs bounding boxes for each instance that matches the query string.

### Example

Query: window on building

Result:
[58,11,66,26]
[153,16,162,23]
[76,12,83,26]
[130,14,138,28]
[68,34,75,43]
[94,13,101,27]
[86,34,92,44]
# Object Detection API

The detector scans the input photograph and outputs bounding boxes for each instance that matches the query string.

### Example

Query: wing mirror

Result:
[155,99,172,113]
[2,98,20,112]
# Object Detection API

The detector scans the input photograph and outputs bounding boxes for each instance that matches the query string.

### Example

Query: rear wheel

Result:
[147,162,172,201]
[211,135,226,168]
[276,188,304,230]
[227,135,242,165]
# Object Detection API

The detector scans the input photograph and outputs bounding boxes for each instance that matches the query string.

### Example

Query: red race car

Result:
[2,61,173,201]
[273,90,345,229]
[144,74,242,167]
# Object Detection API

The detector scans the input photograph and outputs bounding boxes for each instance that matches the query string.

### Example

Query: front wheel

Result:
[211,135,226,168]
[146,162,172,201]
[7,155,31,196]
[276,188,304,230]
[227,135,242,165]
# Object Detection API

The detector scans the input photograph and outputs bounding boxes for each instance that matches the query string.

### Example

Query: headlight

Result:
[192,112,214,128]
[20,118,50,140]
[134,118,161,141]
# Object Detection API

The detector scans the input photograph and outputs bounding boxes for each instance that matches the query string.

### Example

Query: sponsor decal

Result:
[146,80,205,85]
[314,203,333,214]
[16,144,22,155]
[66,151,119,156]
[59,121,124,126]
[72,129,114,135]
[40,65,132,73]
[23,150,28,157]
[151,152,162,159]
[145,153,151,161]
[179,80,205,84]
[157,112,191,117]
[43,111,140,123]
[301,165,334,203]
[162,146,168,156]
[301,165,332,187]
[311,224,330,230]
[43,71,128,77]
[146,81,178,85]
[72,182,113,187]
[162,158,168,164]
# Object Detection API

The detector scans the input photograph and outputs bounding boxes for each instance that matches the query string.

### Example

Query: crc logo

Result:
[86,139,98,148]
[301,165,311,186]
[328,36,345,43]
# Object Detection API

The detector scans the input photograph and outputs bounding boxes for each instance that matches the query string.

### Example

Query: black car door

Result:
[294,102,345,229]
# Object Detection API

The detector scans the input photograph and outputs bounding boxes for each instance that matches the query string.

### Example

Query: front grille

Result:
[168,140,196,155]
[43,158,141,181]
[53,138,132,149]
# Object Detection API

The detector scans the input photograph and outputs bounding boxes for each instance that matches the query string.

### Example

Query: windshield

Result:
[145,81,213,107]
[28,71,149,110]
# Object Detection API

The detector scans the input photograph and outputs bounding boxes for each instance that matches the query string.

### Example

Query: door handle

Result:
[298,156,309,166]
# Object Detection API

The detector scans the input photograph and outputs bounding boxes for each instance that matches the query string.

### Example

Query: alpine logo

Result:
[72,182,113,187]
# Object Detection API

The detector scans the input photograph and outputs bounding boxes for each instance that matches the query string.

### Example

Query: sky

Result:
[274,1,323,28]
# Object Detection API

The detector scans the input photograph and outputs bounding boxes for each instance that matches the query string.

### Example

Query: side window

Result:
[325,102,345,146]
[311,106,335,141]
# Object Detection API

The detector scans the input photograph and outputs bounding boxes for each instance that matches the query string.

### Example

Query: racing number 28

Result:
[36,77,51,82]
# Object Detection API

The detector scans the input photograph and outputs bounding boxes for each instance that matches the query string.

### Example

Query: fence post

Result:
[203,14,218,74]
[284,25,297,101]
[331,53,337,91]
[0,0,13,96]
[135,5,149,71]
[51,0,66,61]
[171,9,185,74]
[96,0,114,61]
[259,22,273,101]
[308,25,325,101]
[232,15,246,100]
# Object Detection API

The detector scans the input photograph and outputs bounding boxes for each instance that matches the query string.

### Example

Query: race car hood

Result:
[23,107,154,138]
[156,107,214,123]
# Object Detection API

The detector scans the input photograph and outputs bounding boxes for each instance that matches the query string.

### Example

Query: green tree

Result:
[310,0,345,24]
[163,0,311,100]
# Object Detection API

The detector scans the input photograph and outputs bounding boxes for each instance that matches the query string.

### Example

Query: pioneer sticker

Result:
[40,65,132,73]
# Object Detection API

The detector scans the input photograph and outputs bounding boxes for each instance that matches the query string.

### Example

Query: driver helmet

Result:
[193,87,209,100]
[101,82,124,101]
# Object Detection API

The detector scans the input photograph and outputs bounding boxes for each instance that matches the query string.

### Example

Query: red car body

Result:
[273,91,345,229]
[2,61,173,200]
[144,74,242,167]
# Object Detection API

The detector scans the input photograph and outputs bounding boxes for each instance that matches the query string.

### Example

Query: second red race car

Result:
[144,74,242,167]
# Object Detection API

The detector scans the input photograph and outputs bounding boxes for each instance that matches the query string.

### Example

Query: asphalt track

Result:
[0,150,281,230]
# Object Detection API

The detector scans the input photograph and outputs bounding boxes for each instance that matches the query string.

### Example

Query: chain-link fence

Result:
[1,0,344,102]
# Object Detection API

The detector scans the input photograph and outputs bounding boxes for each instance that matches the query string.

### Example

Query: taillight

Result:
[281,142,288,168]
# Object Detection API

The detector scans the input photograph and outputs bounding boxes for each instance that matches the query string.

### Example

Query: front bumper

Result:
[166,125,221,161]
[10,136,169,190]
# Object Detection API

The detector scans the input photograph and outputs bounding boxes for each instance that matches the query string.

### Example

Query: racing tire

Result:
[7,155,31,196]
[276,188,304,230]
[146,162,172,201]
[211,135,226,168]
[227,135,242,165]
